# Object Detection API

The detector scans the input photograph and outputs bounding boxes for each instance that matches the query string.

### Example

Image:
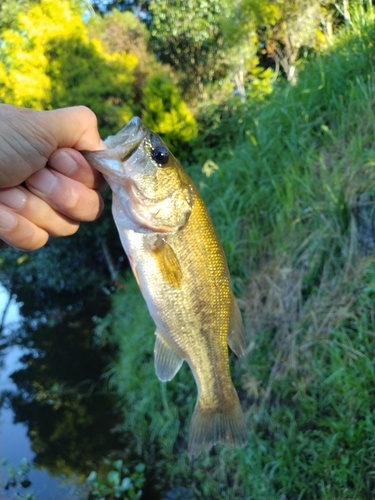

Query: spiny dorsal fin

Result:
[227,293,245,357]
[154,331,183,381]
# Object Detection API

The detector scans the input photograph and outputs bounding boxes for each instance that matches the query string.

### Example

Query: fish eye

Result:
[151,145,169,166]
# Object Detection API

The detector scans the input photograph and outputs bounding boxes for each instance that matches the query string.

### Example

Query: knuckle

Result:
[61,187,81,213]
[54,221,80,237]
[21,229,48,251]
[76,105,98,128]
[12,229,48,251]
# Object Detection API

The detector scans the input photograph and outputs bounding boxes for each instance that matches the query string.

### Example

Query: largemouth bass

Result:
[82,118,247,457]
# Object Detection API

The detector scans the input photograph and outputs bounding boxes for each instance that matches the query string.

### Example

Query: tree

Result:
[0,0,197,139]
[228,0,331,85]
[0,0,139,136]
[0,0,32,31]
[88,9,153,103]
[91,0,151,22]
[149,0,233,100]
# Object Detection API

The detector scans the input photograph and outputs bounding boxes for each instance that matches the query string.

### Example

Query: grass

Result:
[96,18,375,500]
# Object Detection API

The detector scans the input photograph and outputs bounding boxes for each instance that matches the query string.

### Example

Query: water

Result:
[0,286,83,499]
[0,285,123,499]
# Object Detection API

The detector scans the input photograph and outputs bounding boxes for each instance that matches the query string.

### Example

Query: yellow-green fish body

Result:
[82,118,247,457]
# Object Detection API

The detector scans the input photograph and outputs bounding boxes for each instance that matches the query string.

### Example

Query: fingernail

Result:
[0,188,27,210]
[0,206,17,230]
[50,151,78,175]
[28,169,58,194]
[99,139,107,150]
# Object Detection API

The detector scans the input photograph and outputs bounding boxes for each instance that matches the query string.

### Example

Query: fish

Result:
[82,117,247,457]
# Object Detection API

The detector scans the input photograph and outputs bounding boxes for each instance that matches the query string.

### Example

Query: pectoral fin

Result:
[154,331,183,381]
[227,293,245,357]
[150,236,183,288]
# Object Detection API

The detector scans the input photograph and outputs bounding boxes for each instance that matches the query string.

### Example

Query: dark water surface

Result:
[0,285,126,499]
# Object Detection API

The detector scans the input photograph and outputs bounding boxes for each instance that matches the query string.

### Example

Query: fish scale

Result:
[82,117,247,457]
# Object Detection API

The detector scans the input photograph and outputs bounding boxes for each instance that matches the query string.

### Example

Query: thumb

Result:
[0,105,102,188]
[34,105,102,151]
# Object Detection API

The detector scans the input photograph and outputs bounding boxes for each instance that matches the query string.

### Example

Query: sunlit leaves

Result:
[141,72,197,150]
[235,0,331,83]
[86,7,198,141]
[0,0,197,142]
[0,0,85,108]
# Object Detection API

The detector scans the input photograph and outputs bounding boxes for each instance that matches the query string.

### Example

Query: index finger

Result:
[48,148,107,190]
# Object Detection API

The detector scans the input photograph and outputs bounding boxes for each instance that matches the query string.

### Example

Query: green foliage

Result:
[88,9,197,145]
[149,0,233,98]
[189,21,375,277]
[0,0,31,31]
[229,0,331,84]
[86,459,145,500]
[2,458,34,499]
[243,261,375,498]
[87,9,153,101]
[141,72,197,151]
[0,0,137,135]
[0,0,197,140]
[47,36,138,138]
[332,0,375,28]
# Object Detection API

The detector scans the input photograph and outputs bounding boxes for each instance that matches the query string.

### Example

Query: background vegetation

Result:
[1,0,375,498]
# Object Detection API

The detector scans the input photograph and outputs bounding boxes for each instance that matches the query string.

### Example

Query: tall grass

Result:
[97,18,375,499]
[193,24,375,279]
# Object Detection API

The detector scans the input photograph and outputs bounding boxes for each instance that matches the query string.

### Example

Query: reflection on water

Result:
[0,285,126,499]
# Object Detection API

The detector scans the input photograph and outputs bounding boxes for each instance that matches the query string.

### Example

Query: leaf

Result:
[113,459,123,471]
[135,463,145,473]
[86,471,97,482]
[106,470,120,486]
[20,478,32,488]
[121,477,132,490]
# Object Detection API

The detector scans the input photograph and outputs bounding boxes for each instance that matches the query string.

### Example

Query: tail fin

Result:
[188,394,247,458]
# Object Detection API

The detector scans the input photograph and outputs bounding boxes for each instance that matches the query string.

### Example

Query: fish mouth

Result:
[104,116,146,150]
[80,117,147,179]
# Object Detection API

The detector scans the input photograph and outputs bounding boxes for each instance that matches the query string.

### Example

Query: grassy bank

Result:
[96,20,375,499]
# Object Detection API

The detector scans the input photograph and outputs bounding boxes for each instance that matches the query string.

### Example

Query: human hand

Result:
[0,104,106,251]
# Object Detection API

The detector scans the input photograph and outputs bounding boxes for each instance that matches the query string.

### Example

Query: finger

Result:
[0,105,103,188]
[48,148,107,190]
[0,187,80,237]
[0,204,49,251]
[33,106,102,151]
[26,168,104,221]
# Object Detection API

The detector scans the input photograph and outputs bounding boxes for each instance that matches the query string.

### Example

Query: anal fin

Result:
[154,331,183,381]
[227,293,245,357]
